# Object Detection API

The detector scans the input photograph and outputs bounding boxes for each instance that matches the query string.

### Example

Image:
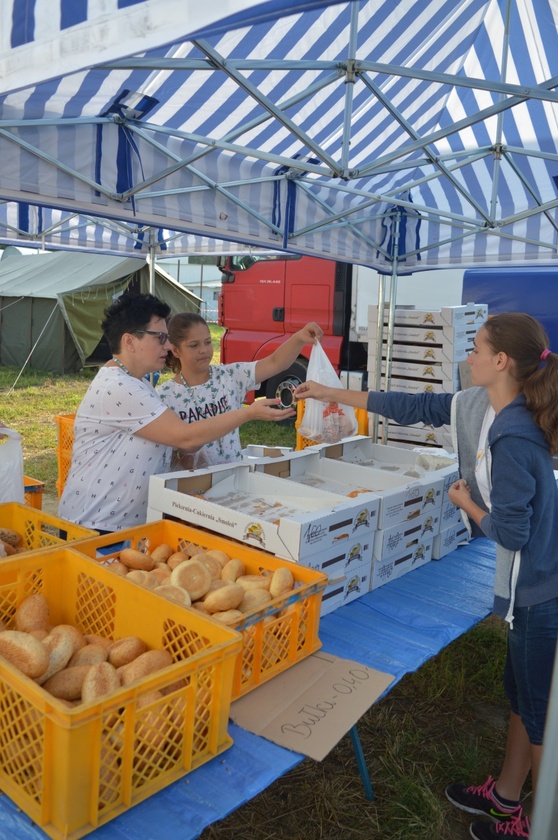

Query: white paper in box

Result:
[373,509,441,562]
[147,463,377,563]
[370,538,434,590]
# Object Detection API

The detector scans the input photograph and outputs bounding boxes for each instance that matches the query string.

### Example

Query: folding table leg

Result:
[349,724,375,801]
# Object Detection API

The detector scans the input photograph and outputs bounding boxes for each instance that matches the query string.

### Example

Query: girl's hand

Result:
[448,478,471,509]
[293,380,332,402]
[246,398,296,422]
[298,322,323,344]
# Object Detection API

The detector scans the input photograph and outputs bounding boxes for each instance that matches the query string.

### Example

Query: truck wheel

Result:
[265,359,308,419]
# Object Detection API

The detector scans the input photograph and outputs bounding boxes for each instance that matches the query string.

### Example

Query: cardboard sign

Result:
[230,652,395,761]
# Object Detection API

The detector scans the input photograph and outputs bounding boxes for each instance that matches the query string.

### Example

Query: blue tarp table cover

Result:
[0,538,496,840]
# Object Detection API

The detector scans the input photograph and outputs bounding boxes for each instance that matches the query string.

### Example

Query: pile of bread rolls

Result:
[0,526,24,557]
[0,593,175,706]
[109,544,296,625]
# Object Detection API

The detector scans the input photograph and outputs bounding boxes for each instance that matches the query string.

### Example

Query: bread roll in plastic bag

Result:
[298,342,358,443]
[0,427,25,503]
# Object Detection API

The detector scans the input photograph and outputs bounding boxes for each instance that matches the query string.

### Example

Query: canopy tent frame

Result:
[1,0,558,267]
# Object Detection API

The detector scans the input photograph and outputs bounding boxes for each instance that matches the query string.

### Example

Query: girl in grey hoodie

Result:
[295,313,558,840]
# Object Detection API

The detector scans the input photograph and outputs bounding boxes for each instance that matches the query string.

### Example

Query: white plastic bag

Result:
[298,342,358,443]
[0,427,25,503]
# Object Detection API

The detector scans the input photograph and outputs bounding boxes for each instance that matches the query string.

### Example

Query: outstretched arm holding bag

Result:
[296,343,358,443]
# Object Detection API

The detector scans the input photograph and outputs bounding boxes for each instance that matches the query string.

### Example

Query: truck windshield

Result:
[229,254,301,271]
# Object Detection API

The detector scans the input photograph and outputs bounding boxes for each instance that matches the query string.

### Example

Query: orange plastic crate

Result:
[0,547,242,840]
[295,399,369,449]
[54,413,75,497]
[0,502,97,555]
[23,475,45,509]
[75,518,327,700]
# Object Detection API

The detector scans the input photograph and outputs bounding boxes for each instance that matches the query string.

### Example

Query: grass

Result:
[0,331,512,838]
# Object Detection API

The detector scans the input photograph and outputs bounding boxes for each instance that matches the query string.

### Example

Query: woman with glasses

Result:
[157,312,323,470]
[58,292,296,534]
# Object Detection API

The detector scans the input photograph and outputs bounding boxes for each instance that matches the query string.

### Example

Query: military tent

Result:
[0,249,200,373]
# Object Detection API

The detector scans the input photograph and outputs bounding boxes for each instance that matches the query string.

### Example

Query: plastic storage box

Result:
[54,412,75,497]
[75,518,327,699]
[0,546,242,840]
[0,501,97,555]
[23,475,45,509]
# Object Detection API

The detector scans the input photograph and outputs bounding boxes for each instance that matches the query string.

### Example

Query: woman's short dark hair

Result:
[101,292,170,352]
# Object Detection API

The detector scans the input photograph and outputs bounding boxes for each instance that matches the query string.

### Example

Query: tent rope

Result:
[7,303,58,394]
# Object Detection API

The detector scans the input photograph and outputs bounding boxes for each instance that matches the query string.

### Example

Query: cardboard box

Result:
[375,358,461,383]
[320,435,448,473]
[439,498,463,528]
[370,537,434,590]
[368,305,483,346]
[301,534,373,579]
[320,559,373,615]
[147,464,377,563]
[432,522,471,559]
[379,376,457,395]
[368,303,488,328]
[369,341,472,364]
[229,652,395,761]
[373,509,441,562]
[376,421,454,450]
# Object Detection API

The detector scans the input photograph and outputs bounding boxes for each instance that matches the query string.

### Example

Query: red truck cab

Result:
[218,254,364,402]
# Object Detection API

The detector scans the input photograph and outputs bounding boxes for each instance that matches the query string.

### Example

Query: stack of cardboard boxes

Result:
[367,303,488,451]
[147,438,470,616]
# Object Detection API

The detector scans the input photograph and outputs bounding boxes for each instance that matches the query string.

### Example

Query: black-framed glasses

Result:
[133,330,170,345]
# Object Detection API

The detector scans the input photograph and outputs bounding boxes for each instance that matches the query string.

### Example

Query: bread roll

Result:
[108,636,148,668]
[42,665,91,700]
[170,559,211,600]
[238,589,272,614]
[150,543,173,563]
[0,527,22,548]
[196,552,223,581]
[211,609,243,625]
[236,574,271,592]
[152,584,191,607]
[107,560,129,577]
[1,539,17,556]
[204,549,231,569]
[82,661,121,703]
[15,593,50,633]
[119,649,173,686]
[84,634,113,650]
[68,643,108,668]
[221,558,245,582]
[36,626,76,684]
[148,565,171,585]
[203,582,245,613]
[0,630,50,678]
[167,551,190,570]
[269,566,295,598]
[119,548,155,572]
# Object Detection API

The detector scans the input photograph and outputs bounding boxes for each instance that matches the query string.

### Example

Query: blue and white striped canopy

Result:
[0,0,557,268]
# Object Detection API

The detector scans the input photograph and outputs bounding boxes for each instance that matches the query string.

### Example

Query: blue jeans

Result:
[504,597,558,744]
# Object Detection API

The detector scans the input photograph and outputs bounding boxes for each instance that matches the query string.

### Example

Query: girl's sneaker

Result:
[445,776,522,821]
[470,813,531,839]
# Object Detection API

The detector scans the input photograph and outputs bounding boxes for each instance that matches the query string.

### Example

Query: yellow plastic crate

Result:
[54,413,75,498]
[0,546,242,840]
[0,502,97,555]
[295,399,369,449]
[75,519,327,700]
[23,475,45,510]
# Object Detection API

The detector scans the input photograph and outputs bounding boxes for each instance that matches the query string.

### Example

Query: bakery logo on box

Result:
[344,574,362,599]
[352,509,372,531]
[421,516,436,536]
[243,522,266,547]
[346,543,363,566]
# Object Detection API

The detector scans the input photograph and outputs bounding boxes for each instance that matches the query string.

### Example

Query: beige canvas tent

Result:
[0,249,201,373]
